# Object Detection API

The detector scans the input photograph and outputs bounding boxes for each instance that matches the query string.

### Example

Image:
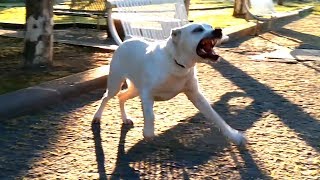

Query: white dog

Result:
[93,23,246,146]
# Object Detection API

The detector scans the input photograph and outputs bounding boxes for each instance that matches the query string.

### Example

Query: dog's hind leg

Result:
[117,79,138,125]
[92,73,124,123]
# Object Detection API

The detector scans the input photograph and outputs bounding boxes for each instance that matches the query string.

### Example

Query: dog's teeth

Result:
[201,48,206,53]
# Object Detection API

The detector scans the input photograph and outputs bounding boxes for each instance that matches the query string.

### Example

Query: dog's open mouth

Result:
[196,38,220,61]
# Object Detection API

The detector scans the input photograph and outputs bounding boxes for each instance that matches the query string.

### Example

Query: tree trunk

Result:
[23,0,53,68]
[278,0,284,5]
[233,0,250,18]
[184,0,191,15]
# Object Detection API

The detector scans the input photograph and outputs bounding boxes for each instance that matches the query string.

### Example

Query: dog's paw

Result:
[143,130,155,141]
[143,136,155,142]
[92,116,101,124]
[123,118,134,125]
[229,130,247,146]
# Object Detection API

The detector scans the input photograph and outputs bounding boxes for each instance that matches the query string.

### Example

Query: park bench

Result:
[54,0,189,45]
[106,0,189,45]
[244,0,294,34]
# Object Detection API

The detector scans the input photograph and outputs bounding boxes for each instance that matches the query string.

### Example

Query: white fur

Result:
[93,23,246,146]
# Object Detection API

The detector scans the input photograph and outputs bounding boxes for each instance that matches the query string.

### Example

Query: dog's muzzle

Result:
[196,28,222,61]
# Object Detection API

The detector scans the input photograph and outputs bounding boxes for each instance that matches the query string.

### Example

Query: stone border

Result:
[0,6,313,120]
[225,6,314,40]
[0,66,109,120]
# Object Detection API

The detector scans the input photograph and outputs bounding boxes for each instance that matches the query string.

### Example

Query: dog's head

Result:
[170,23,226,67]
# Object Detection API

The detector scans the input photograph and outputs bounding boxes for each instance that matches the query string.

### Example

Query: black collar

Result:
[174,59,185,68]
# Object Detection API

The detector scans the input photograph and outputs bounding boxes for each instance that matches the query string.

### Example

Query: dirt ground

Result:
[0,36,112,94]
[0,14,319,179]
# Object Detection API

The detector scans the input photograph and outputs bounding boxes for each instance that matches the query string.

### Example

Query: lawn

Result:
[274,1,316,12]
[0,0,318,28]
[0,6,107,25]
[189,0,319,28]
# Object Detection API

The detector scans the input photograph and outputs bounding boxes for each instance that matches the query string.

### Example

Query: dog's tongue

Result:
[199,39,220,61]
[208,51,220,60]
[203,39,213,52]
[204,50,219,61]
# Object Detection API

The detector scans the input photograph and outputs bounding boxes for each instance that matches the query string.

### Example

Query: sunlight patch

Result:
[246,111,319,179]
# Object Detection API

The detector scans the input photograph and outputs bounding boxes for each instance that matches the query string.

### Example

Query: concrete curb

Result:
[224,6,313,40]
[0,66,109,120]
[0,6,313,120]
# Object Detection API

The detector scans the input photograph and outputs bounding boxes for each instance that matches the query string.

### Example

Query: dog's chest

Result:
[151,75,187,101]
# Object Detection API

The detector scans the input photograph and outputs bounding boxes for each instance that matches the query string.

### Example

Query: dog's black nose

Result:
[212,28,222,38]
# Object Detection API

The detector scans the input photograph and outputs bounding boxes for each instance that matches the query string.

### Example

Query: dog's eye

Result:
[192,27,204,33]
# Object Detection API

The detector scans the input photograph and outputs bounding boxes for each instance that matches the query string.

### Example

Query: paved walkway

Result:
[0,14,319,179]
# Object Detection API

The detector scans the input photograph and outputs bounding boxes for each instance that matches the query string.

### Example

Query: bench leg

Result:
[72,16,76,28]
[106,18,111,35]
[97,15,101,30]
[254,20,259,35]
[267,19,273,31]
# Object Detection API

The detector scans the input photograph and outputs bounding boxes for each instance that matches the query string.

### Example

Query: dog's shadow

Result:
[111,123,140,180]
[92,91,269,179]
[91,123,108,180]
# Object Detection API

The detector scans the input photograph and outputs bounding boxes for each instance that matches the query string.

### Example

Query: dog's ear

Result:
[171,28,181,44]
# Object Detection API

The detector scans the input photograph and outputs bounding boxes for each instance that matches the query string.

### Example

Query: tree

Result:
[23,0,53,68]
[233,0,250,18]
[184,0,190,15]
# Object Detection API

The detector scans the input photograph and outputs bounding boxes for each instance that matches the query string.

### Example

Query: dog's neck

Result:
[163,38,197,69]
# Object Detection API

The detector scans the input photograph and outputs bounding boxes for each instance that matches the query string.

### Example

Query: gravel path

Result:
[0,14,319,179]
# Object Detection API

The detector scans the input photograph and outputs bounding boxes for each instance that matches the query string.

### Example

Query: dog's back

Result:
[109,38,169,88]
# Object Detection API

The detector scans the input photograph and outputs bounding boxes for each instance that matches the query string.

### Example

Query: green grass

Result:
[0,6,106,25]
[0,2,24,7]
[0,6,241,28]
[313,2,320,15]
[53,0,106,11]
[0,1,317,28]
[189,8,247,28]
[190,0,233,9]
[274,1,315,12]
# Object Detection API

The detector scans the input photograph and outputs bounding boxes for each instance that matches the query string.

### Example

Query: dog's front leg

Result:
[140,92,155,140]
[185,90,246,146]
